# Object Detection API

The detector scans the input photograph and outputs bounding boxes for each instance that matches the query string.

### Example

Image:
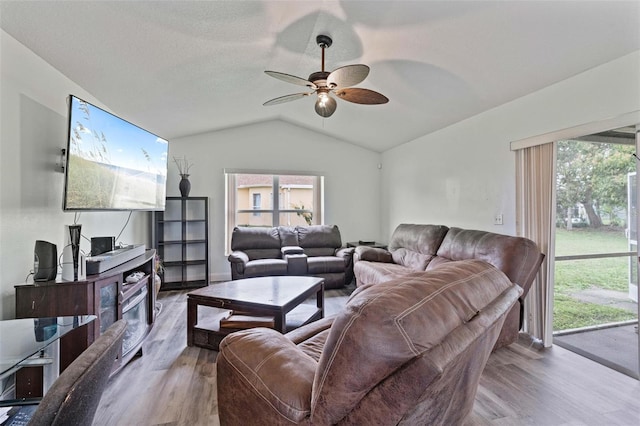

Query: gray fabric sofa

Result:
[228,225,354,289]
[353,224,544,348]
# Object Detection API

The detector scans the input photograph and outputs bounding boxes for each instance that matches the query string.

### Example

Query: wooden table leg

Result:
[317,283,325,318]
[274,311,286,333]
[187,297,197,346]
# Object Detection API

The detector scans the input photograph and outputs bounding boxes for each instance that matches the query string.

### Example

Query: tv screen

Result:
[63,95,168,211]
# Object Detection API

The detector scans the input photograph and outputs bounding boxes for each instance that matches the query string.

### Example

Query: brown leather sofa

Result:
[217,260,522,425]
[353,224,544,348]
[227,225,354,289]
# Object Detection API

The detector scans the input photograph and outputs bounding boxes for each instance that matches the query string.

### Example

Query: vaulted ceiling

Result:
[1,1,639,152]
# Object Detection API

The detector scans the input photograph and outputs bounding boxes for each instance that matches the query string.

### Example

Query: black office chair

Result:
[23,320,127,426]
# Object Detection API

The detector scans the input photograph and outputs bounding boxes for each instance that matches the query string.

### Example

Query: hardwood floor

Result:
[94,287,640,425]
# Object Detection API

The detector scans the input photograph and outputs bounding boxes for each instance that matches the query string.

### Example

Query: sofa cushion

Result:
[278,226,299,246]
[354,260,417,286]
[244,259,287,277]
[307,256,345,274]
[434,227,542,291]
[388,224,449,270]
[297,225,342,257]
[311,259,517,424]
[391,248,432,271]
[230,227,282,260]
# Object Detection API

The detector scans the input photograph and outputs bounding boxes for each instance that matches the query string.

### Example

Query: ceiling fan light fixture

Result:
[315,92,337,117]
[263,34,387,118]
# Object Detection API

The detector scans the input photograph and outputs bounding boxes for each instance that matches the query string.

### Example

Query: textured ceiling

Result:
[1,1,639,152]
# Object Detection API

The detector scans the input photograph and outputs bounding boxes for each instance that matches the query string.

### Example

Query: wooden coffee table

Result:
[186,276,324,350]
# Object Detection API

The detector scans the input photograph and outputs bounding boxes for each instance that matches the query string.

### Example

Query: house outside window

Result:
[225,171,323,252]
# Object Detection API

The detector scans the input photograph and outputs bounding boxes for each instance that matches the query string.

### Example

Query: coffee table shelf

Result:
[191,303,321,350]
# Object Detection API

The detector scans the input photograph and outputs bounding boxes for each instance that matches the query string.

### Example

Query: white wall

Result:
[0,31,151,319]
[170,120,382,281]
[381,51,640,243]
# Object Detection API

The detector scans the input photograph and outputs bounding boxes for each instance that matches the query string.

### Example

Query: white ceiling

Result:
[1,1,639,152]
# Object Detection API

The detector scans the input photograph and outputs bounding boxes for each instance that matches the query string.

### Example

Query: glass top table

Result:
[0,316,96,385]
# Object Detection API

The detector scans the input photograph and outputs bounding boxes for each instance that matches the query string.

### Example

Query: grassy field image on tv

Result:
[64,96,168,210]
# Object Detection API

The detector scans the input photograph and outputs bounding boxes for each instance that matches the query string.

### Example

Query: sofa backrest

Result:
[230,225,346,259]
[230,227,282,260]
[277,226,298,246]
[296,225,342,257]
[310,259,521,425]
[388,224,449,270]
[431,227,544,297]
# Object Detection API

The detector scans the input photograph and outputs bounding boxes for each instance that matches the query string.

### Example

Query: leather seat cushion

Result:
[307,256,345,274]
[243,248,283,261]
[244,259,287,276]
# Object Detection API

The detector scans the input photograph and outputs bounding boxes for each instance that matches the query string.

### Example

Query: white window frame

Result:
[225,169,324,254]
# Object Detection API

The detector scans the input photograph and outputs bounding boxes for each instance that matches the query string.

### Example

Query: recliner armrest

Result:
[354,246,393,263]
[335,246,355,259]
[285,253,308,275]
[286,315,336,344]
[228,251,249,264]
[281,245,304,256]
[228,251,249,276]
[217,329,315,424]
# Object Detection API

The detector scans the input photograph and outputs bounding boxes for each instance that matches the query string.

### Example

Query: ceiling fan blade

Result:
[334,88,389,105]
[263,93,311,106]
[265,71,317,89]
[327,64,370,89]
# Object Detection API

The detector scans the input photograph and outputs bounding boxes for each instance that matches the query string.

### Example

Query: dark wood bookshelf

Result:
[153,197,209,290]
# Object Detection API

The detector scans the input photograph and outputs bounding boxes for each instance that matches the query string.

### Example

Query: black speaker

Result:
[34,240,57,281]
[91,236,115,256]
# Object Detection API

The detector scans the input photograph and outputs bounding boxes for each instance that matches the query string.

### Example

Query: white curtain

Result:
[515,142,556,347]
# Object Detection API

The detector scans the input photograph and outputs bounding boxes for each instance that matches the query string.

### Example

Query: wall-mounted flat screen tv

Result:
[63,95,168,211]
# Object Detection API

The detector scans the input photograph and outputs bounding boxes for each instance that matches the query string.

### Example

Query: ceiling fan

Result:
[263,35,389,118]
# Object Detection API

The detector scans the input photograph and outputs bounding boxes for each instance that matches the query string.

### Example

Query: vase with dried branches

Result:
[173,156,193,197]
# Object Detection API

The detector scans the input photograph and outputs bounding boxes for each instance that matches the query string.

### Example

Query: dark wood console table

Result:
[14,250,157,398]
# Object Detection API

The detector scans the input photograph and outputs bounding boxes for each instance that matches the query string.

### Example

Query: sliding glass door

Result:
[552,128,639,379]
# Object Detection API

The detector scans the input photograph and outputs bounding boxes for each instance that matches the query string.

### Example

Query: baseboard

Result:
[210,272,231,283]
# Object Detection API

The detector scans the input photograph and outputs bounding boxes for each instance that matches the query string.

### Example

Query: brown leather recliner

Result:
[217,260,522,425]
